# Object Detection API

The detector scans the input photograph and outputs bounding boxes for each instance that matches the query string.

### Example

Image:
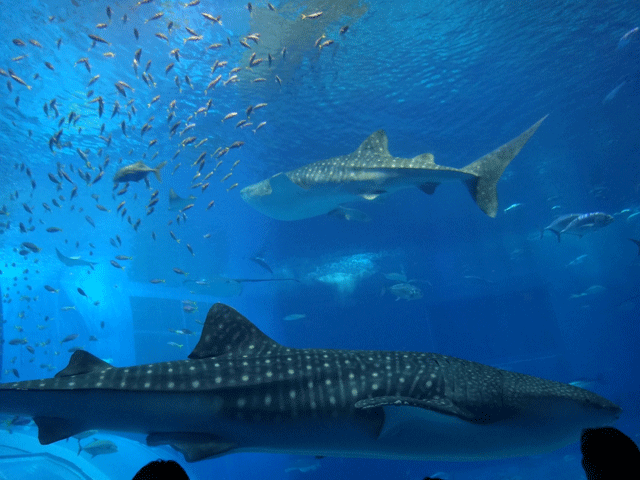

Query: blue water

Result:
[0,0,638,479]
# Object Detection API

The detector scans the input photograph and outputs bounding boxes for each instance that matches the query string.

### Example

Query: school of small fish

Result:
[0,2,352,378]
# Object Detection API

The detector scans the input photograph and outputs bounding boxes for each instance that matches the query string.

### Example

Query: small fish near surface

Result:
[113,160,167,184]
[541,213,613,242]
[240,116,546,221]
[0,304,621,463]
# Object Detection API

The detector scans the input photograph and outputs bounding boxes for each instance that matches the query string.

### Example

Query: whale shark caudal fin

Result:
[462,115,547,217]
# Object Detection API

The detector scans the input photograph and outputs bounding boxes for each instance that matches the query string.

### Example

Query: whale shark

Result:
[240,116,546,220]
[0,303,620,463]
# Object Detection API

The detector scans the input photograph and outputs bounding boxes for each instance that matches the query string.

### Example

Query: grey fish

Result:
[168,188,197,211]
[389,282,423,300]
[541,214,580,242]
[78,438,118,458]
[327,206,371,222]
[55,248,97,269]
[0,303,620,463]
[560,213,614,238]
[113,160,167,184]
[240,117,546,220]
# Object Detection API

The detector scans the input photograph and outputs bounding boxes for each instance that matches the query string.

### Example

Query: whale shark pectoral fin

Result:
[271,171,309,191]
[419,182,439,195]
[34,417,87,445]
[356,396,477,440]
[146,432,237,462]
[356,396,473,419]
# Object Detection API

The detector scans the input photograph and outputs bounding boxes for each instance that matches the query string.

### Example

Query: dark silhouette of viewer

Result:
[581,427,640,480]
[132,460,189,480]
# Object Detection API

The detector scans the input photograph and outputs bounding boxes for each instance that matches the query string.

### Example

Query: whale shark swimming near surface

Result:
[0,303,620,463]
[241,116,546,220]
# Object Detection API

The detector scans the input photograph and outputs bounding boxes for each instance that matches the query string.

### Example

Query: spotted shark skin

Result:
[240,116,547,220]
[0,304,621,463]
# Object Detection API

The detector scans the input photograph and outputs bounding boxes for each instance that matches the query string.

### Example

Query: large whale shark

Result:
[0,303,620,462]
[240,116,547,220]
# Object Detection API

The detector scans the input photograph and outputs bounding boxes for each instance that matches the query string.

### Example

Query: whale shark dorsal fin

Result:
[188,303,283,359]
[55,351,112,377]
[357,130,390,156]
[169,188,179,200]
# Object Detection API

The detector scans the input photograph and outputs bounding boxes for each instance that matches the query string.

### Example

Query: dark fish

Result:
[88,34,110,45]
[85,216,95,228]
[21,242,41,253]
[173,267,188,276]
[60,333,79,344]
[77,287,88,298]
[110,260,124,270]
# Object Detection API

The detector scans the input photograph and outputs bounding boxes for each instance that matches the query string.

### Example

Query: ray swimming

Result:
[241,116,547,220]
[0,303,620,463]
